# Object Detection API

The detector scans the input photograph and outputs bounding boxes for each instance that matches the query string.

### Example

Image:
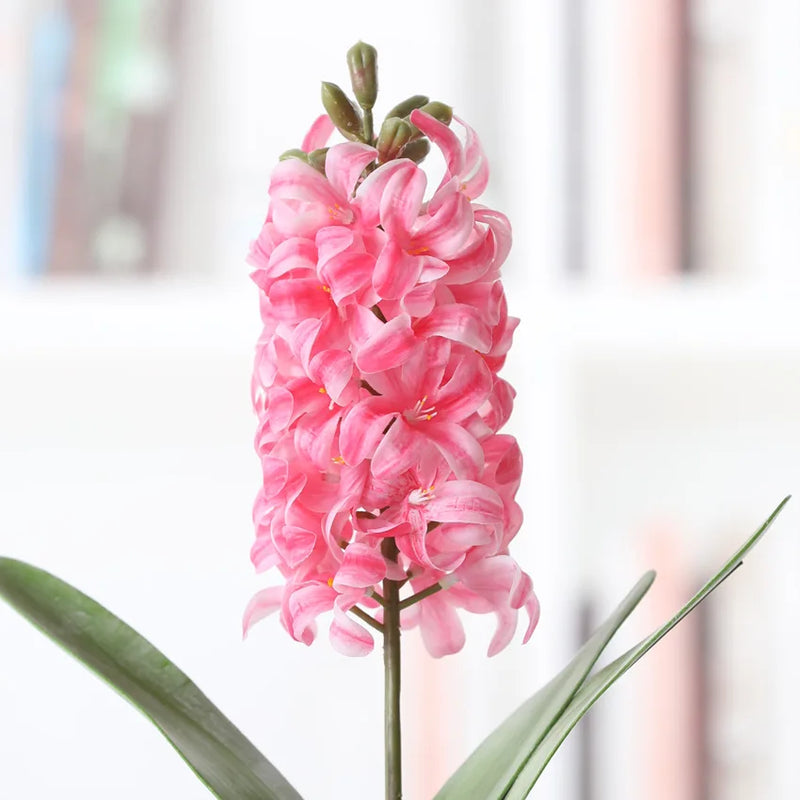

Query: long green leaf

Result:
[0,558,304,800]
[434,571,656,799]
[504,495,790,799]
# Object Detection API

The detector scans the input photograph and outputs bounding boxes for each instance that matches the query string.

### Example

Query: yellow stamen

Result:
[318,387,327,394]
[407,246,429,256]
[320,284,331,293]
[332,455,346,465]
[327,577,334,587]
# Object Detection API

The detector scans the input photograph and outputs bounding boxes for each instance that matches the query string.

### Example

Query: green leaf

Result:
[0,558,304,800]
[504,495,790,800]
[434,571,656,800]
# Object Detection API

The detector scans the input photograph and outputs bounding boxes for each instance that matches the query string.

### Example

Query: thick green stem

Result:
[382,538,402,800]
[363,108,374,144]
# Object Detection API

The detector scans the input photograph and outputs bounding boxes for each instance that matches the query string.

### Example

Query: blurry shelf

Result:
[3,277,800,361]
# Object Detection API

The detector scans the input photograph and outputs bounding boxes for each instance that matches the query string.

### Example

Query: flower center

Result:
[409,485,435,505]
[403,395,437,424]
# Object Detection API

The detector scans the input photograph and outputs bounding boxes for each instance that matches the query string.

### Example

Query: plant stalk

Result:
[382,538,402,800]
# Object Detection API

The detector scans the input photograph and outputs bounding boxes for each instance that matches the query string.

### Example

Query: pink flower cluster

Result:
[244,109,539,657]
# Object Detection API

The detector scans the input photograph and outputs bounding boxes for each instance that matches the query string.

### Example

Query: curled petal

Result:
[371,420,422,479]
[330,603,374,656]
[340,396,395,465]
[272,524,317,569]
[419,593,466,658]
[333,543,387,590]
[325,142,378,201]
[355,313,417,373]
[380,163,426,240]
[426,423,485,480]
[414,304,492,352]
[410,109,465,181]
[457,115,490,200]
[435,355,493,422]
[373,240,422,300]
[287,582,337,644]
[242,587,283,637]
[269,277,333,321]
[425,481,504,526]
[301,113,335,151]
[354,159,418,228]
[413,192,474,259]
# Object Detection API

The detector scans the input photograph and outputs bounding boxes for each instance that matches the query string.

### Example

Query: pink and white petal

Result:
[371,420,423,479]
[441,227,494,286]
[457,116,490,200]
[301,113,335,151]
[346,302,383,349]
[523,591,541,643]
[269,158,340,206]
[434,355,493,422]
[402,283,437,317]
[333,542,387,590]
[287,582,337,643]
[266,386,294,432]
[269,278,333,321]
[260,455,289,498]
[340,397,396,465]
[320,251,375,305]
[380,163,427,241]
[353,159,417,228]
[325,142,378,200]
[295,412,341,470]
[414,304,492,352]
[427,522,494,553]
[355,313,417,373]
[249,536,280,573]
[270,199,334,238]
[426,423,485,480]
[242,587,284,637]
[419,594,466,658]
[487,606,517,657]
[272,524,317,569]
[267,237,318,279]
[409,109,465,179]
[373,240,423,300]
[474,207,512,270]
[425,480,504,526]
[417,255,450,284]
[413,192,474,259]
[330,604,374,656]
[309,349,353,404]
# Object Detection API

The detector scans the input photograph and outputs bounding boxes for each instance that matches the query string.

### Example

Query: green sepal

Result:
[320,81,364,142]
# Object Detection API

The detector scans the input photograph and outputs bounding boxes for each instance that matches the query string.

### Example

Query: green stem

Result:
[382,538,402,800]
[363,108,374,144]
[398,581,443,611]
[349,605,384,634]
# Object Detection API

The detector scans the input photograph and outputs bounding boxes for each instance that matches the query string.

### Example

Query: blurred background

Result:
[1,1,799,798]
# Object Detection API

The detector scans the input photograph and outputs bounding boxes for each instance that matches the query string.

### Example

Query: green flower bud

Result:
[398,138,430,164]
[418,101,453,126]
[320,82,364,142]
[384,94,429,120]
[377,117,413,162]
[308,147,329,173]
[279,148,309,163]
[346,41,378,111]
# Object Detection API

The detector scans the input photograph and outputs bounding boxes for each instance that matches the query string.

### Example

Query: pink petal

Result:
[269,277,333,321]
[380,162,426,240]
[330,604,374,656]
[487,606,517,657]
[413,192,474,259]
[287,582,337,643]
[414,304,492,352]
[325,142,378,201]
[426,422,485,480]
[523,591,541,643]
[272,524,317,569]
[475,207,512,271]
[269,158,340,206]
[333,543,387,589]
[457,115,490,200]
[434,355,493,422]
[242,587,283,637]
[308,349,353,404]
[353,159,418,228]
[355,313,417,373]
[409,109,465,179]
[271,199,335,238]
[340,396,395,465]
[371,419,422,479]
[301,113,335,151]
[373,240,423,300]
[260,455,289,498]
[267,237,318,280]
[402,283,437,317]
[321,250,376,304]
[419,593,466,657]
[425,480,503,525]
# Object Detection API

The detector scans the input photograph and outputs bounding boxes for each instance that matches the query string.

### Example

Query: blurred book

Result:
[14,0,186,280]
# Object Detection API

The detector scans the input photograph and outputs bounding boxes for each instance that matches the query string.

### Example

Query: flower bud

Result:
[377,117,413,162]
[384,94,429,120]
[418,101,453,126]
[320,82,364,142]
[279,148,309,163]
[346,41,378,111]
[399,138,430,164]
[308,147,329,173]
